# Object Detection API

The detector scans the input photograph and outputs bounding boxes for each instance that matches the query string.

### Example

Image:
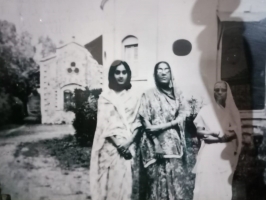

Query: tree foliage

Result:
[71,88,102,146]
[0,20,39,105]
[36,36,56,58]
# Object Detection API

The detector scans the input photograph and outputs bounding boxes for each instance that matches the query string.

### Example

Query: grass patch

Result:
[12,133,266,200]
[14,135,91,170]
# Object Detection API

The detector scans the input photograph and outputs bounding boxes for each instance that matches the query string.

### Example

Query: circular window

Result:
[74,68,79,73]
[173,39,192,56]
[71,62,76,67]
[67,68,72,73]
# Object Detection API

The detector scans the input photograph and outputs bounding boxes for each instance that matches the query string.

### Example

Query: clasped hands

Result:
[140,115,182,135]
[140,116,182,159]
[117,140,132,160]
[203,127,236,144]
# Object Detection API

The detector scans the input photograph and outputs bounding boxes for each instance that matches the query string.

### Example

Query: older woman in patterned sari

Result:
[134,61,187,200]
[90,60,141,200]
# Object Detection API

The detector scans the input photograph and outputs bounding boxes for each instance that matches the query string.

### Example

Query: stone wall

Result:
[40,42,103,124]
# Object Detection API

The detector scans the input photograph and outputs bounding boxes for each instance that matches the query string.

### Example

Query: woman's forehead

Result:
[116,64,126,71]
[158,63,169,69]
[214,82,227,89]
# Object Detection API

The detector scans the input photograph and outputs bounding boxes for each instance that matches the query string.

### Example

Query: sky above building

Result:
[0,0,104,46]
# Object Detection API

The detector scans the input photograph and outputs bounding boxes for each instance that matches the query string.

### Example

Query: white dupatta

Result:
[219,81,242,156]
[193,81,242,174]
[90,88,140,200]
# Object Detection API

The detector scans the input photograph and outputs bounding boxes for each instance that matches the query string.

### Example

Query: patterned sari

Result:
[90,88,140,200]
[136,86,187,200]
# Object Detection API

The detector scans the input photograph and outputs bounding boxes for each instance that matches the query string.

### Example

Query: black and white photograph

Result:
[0,0,266,200]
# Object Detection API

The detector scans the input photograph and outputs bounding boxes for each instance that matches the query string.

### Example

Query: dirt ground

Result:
[0,124,91,200]
[1,124,265,200]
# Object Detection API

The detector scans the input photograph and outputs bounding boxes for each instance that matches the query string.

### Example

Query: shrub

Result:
[0,91,25,126]
[9,96,25,124]
[72,87,102,146]
[0,92,12,126]
[182,96,204,199]
[186,96,203,138]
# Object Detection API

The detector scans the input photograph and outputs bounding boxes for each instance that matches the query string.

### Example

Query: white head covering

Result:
[214,81,242,155]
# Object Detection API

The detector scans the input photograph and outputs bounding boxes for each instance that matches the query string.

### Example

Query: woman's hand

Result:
[141,117,161,134]
[154,144,164,160]
[221,134,236,143]
[117,142,132,160]
[118,149,132,160]
[171,117,183,127]
[146,125,161,133]
[210,131,220,138]
[124,150,133,160]
[203,135,221,144]
[227,129,236,137]
[139,115,181,136]
[117,140,131,154]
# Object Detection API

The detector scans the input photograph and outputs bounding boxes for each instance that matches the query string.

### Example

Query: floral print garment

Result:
[146,158,186,200]
[138,88,186,168]
[136,88,187,200]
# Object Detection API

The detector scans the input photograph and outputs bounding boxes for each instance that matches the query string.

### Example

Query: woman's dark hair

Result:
[108,60,132,91]
[154,61,172,88]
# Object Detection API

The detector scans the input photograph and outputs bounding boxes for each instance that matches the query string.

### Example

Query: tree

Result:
[37,36,56,58]
[0,20,39,116]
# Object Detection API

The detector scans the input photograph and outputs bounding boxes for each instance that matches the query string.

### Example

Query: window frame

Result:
[63,89,74,111]
[121,35,146,81]
[217,18,266,119]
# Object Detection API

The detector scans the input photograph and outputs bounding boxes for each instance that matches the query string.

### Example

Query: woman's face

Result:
[156,63,171,85]
[214,82,227,106]
[114,64,128,85]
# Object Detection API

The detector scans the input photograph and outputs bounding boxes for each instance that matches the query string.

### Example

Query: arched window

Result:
[122,36,138,77]
[63,90,74,110]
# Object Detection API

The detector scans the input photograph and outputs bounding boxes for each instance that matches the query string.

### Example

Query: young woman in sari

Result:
[134,61,187,200]
[90,60,141,200]
[192,81,242,200]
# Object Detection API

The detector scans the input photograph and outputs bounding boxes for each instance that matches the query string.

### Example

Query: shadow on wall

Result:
[191,0,240,96]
